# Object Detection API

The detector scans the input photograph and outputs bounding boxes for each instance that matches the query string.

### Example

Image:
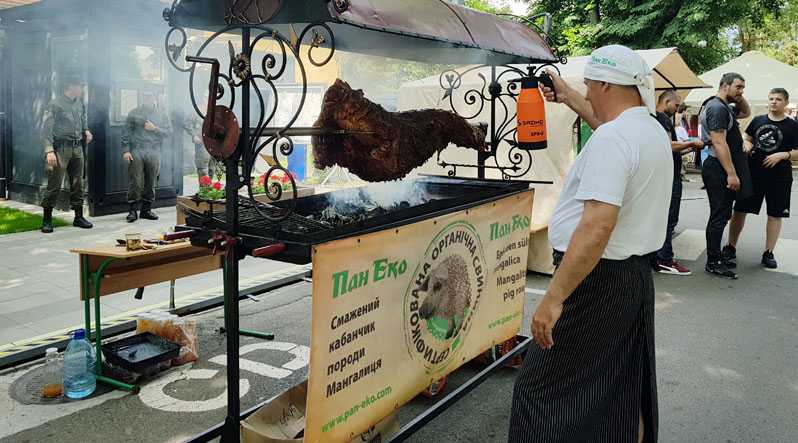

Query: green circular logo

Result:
[403,221,486,372]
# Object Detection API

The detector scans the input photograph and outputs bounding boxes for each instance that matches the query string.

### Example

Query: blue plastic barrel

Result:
[287,144,307,181]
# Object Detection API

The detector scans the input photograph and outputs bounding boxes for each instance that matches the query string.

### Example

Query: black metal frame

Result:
[163,6,559,441]
[164,14,341,440]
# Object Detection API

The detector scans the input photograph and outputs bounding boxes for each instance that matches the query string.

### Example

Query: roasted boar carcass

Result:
[311,79,486,182]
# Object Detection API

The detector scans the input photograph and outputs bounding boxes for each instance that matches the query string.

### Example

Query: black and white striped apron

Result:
[508,254,658,442]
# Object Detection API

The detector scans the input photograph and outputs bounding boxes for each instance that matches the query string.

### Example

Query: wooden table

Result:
[70,241,222,392]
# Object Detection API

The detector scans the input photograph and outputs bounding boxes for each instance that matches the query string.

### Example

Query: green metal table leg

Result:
[82,255,92,342]
[221,254,274,340]
[87,255,137,392]
[239,329,275,339]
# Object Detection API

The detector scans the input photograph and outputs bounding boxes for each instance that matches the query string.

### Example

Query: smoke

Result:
[324,178,428,216]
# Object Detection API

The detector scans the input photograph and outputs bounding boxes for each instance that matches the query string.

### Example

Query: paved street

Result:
[0,175,796,442]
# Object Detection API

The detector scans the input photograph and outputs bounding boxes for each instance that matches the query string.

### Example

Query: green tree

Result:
[464,0,513,14]
[525,0,781,72]
[736,1,798,65]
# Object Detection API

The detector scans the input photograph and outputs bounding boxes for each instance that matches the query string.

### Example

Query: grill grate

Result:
[209,197,334,236]
[185,178,531,254]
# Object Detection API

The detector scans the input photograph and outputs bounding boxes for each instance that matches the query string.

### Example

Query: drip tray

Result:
[102,333,180,373]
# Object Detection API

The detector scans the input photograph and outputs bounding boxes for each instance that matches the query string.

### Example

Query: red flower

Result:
[250,180,255,186]
[289,171,297,180]
[279,174,289,183]
[257,175,265,186]
[212,182,222,191]
[199,175,212,186]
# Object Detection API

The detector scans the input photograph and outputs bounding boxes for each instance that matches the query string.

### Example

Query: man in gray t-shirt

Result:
[699,72,752,279]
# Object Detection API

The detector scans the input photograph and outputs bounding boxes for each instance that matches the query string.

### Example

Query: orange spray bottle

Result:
[515,71,555,150]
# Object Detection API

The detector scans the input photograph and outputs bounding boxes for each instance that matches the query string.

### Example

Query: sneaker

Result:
[656,259,692,276]
[721,244,737,259]
[705,261,737,279]
[762,250,777,269]
[722,257,737,269]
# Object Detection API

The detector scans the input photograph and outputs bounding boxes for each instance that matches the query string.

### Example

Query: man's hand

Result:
[193,136,202,144]
[542,69,570,104]
[144,120,156,131]
[46,152,58,167]
[727,173,740,191]
[531,294,563,349]
[85,130,93,145]
[763,152,788,168]
[743,140,754,156]
[692,140,705,151]
[123,152,133,165]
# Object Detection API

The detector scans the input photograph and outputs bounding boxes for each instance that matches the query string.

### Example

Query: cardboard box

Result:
[241,380,399,443]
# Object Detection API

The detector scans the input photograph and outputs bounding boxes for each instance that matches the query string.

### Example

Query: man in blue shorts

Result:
[724,88,798,268]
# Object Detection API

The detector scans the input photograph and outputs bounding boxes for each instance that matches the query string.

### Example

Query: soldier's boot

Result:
[126,203,138,222]
[72,207,93,229]
[140,202,159,220]
[41,208,54,234]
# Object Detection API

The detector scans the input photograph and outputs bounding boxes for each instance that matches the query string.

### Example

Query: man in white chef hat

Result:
[508,45,670,443]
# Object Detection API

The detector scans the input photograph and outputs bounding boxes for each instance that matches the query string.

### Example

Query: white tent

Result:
[685,51,798,107]
[399,47,708,273]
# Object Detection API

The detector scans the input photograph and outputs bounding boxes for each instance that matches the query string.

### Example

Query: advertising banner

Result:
[306,189,535,442]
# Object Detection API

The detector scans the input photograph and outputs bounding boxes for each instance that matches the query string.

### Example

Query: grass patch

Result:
[0,206,69,235]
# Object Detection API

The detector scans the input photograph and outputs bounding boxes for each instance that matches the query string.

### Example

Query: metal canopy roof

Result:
[167,0,558,65]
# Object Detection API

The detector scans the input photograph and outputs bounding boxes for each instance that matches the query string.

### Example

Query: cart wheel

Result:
[421,376,446,398]
[132,385,141,395]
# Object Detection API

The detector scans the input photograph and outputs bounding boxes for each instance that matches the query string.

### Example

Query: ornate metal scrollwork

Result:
[436,62,563,179]
[166,20,335,223]
[331,0,350,13]
[294,22,336,67]
[162,0,181,21]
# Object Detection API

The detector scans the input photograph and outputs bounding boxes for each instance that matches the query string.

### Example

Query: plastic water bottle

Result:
[63,328,96,399]
[42,347,62,397]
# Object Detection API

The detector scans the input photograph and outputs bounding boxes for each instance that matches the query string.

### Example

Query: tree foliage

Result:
[526,0,783,73]
[736,1,798,65]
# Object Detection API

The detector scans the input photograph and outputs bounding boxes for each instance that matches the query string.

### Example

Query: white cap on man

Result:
[583,45,656,114]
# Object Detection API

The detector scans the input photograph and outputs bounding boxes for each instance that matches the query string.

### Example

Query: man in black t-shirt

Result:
[699,72,752,279]
[652,90,705,275]
[725,88,798,268]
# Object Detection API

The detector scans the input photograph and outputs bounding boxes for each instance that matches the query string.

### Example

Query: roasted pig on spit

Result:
[311,79,486,182]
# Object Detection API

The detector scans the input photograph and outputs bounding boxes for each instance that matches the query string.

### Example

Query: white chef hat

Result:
[583,45,656,114]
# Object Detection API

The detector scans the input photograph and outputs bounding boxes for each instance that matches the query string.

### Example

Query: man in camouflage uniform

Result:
[183,93,220,183]
[40,75,93,233]
[122,89,172,222]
